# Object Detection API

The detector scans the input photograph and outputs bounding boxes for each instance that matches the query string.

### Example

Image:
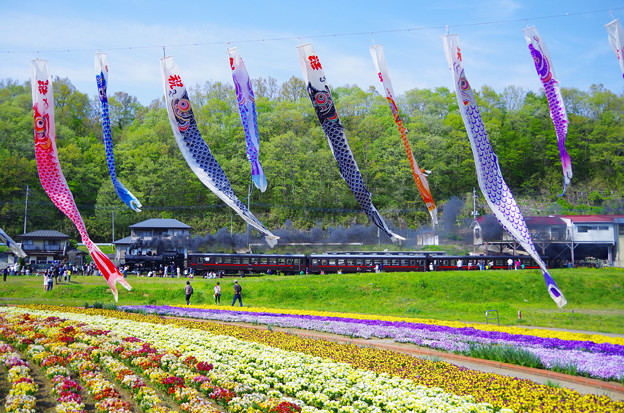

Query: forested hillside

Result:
[1,76,623,244]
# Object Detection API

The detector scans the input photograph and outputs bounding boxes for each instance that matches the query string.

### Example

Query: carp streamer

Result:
[522,26,572,196]
[227,47,267,192]
[95,53,142,212]
[31,60,132,301]
[160,56,279,248]
[605,18,624,80]
[370,45,438,225]
[0,228,26,258]
[297,44,405,242]
[442,35,566,308]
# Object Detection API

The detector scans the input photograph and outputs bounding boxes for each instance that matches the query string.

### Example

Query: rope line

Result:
[2,6,622,55]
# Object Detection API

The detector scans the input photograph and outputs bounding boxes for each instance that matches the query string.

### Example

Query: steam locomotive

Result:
[186,251,546,276]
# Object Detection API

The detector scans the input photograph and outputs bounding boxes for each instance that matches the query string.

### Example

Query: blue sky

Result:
[1,0,623,105]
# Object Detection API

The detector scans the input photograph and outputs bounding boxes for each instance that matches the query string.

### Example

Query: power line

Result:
[2,6,622,55]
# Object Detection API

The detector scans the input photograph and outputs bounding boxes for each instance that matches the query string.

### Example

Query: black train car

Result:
[308,252,427,273]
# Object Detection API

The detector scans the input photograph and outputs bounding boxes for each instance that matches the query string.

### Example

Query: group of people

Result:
[41,264,73,291]
[184,279,243,307]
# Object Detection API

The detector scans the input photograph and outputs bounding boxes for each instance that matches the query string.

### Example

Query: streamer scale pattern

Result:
[443,35,566,308]
[95,53,142,212]
[227,47,267,192]
[31,59,132,301]
[522,26,572,196]
[297,44,405,242]
[370,45,438,224]
[160,56,278,247]
[0,228,26,258]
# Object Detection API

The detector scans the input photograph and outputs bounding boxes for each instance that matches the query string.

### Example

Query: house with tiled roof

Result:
[16,230,86,270]
[113,218,192,265]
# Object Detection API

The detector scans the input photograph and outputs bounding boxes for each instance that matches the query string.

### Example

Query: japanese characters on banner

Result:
[160,56,279,248]
[605,18,624,80]
[31,59,132,301]
[297,43,405,242]
[442,34,566,308]
[370,45,438,225]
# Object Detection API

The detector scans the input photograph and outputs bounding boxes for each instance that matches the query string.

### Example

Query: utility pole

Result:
[112,210,115,243]
[471,188,479,221]
[23,185,29,234]
[247,184,252,249]
[471,188,479,254]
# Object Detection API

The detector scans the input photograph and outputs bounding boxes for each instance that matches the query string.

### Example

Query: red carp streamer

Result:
[31,59,131,301]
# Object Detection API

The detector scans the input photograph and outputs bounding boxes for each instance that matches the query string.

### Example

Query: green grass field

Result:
[1,267,623,334]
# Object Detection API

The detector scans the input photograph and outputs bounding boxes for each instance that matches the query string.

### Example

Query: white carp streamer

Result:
[160,56,279,248]
[443,35,566,308]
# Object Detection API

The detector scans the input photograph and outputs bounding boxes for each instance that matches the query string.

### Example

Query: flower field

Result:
[1,305,623,413]
[118,305,624,382]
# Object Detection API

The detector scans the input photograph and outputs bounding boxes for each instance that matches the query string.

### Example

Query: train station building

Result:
[472,214,624,268]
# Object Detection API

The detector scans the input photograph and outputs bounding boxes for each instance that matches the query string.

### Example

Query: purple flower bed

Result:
[119,305,624,381]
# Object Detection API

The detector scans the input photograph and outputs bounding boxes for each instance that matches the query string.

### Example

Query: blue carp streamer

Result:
[160,56,279,248]
[228,47,267,192]
[522,27,572,196]
[297,44,405,243]
[443,34,566,308]
[0,228,26,258]
[95,53,142,212]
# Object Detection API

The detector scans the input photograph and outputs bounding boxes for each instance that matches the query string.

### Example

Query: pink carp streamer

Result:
[443,35,566,308]
[31,60,132,301]
[227,47,267,192]
[370,45,438,225]
[297,44,405,242]
[605,19,624,80]
[522,26,572,196]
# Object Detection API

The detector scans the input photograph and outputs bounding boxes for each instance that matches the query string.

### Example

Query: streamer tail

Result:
[88,242,132,302]
[95,52,142,212]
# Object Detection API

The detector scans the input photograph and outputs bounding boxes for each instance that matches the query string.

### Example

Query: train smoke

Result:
[133,220,410,252]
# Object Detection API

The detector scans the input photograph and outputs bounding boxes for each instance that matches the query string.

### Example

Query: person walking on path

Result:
[184,281,194,305]
[231,280,242,307]
[214,282,221,304]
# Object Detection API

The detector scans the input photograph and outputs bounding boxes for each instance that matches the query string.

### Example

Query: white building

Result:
[472,215,624,267]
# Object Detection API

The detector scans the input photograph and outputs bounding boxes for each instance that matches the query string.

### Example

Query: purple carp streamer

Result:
[95,53,142,212]
[227,47,267,192]
[297,44,405,242]
[370,45,438,225]
[605,19,624,80]
[522,26,572,196]
[31,60,132,301]
[442,35,566,308]
[0,228,26,258]
[160,56,279,248]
